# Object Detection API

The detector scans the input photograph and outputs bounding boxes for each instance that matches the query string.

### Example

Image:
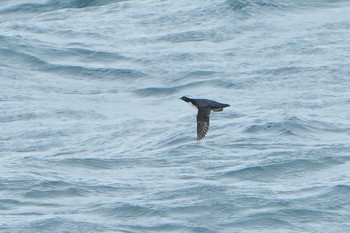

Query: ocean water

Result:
[1,0,350,232]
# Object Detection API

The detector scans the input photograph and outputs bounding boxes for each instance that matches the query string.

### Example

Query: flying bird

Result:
[180,96,230,141]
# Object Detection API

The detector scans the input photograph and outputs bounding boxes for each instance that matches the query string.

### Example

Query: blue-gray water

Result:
[1,0,350,232]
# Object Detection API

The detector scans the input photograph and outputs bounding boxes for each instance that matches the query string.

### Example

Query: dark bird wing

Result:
[196,107,211,141]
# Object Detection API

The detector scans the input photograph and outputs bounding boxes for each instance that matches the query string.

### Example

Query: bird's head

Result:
[179,95,192,103]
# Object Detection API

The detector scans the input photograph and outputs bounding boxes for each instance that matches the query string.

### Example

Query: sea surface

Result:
[1,0,350,232]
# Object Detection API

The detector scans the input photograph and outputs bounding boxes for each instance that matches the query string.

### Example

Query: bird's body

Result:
[180,96,230,141]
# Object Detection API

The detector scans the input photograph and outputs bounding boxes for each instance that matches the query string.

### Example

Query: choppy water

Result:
[1,0,350,232]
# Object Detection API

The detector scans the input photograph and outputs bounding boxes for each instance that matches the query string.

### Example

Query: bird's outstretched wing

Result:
[196,107,211,141]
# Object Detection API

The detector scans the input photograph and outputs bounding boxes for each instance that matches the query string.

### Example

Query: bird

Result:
[180,96,230,141]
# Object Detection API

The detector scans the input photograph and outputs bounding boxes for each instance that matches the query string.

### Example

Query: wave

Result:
[44,64,146,80]
[299,184,350,207]
[225,217,295,229]
[0,32,145,81]
[0,198,59,211]
[226,0,281,11]
[128,224,214,233]
[98,203,162,219]
[24,187,89,198]
[1,217,107,233]
[58,158,115,169]
[244,116,344,137]
[226,0,349,14]
[221,158,334,181]
[0,0,120,15]
[133,87,178,97]
[0,48,145,81]
[159,29,224,43]
[133,78,238,97]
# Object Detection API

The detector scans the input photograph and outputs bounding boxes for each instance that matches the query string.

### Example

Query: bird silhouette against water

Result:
[180,96,230,141]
